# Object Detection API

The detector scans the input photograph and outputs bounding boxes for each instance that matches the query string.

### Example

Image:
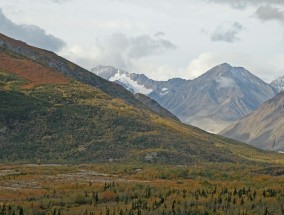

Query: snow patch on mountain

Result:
[109,70,153,95]
[158,88,169,96]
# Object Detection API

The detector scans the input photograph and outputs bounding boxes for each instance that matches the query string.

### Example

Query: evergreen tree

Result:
[19,207,24,215]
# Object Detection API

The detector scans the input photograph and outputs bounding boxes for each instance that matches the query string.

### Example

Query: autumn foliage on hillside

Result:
[0,53,69,89]
[0,164,283,215]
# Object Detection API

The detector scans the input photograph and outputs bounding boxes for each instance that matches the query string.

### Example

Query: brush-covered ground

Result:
[0,163,283,215]
[1,67,284,165]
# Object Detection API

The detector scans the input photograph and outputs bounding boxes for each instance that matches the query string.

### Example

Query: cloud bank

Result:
[93,33,176,70]
[0,9,66,52]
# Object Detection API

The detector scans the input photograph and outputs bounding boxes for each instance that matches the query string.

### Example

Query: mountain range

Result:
[91,64,278,133]
[2,32,281,164]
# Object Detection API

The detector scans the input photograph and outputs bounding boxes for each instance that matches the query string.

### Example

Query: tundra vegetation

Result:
[0,163,283,215]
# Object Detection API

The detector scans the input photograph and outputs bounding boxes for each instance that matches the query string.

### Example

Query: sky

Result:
[0,0,284,82]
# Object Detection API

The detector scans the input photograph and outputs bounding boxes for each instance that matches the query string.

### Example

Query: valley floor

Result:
[0,163,283,215]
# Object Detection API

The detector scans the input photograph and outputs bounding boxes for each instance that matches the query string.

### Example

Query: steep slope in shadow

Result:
[221,92,284,152]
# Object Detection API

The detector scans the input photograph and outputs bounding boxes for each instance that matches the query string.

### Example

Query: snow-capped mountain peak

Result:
[271,76,284,92]
[90,66,153,95]
[109,71,153,95]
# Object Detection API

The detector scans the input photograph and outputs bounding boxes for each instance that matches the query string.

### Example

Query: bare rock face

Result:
[221,92,284,152]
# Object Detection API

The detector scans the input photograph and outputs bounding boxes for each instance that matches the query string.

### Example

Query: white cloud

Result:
[132,52,232,81]
[185,53,223,79]
[58,45,97,69]
[127,58,177,80]
[216,76,237,88]
[267,55,284,80]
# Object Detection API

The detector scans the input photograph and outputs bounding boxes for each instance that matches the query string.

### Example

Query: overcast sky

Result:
[0,0,284,82]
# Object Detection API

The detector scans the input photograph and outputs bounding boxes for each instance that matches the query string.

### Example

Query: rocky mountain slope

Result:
[271,76,284,92]
[1,33,282,164]
[221,92,284,152]
[93,64,277,133]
